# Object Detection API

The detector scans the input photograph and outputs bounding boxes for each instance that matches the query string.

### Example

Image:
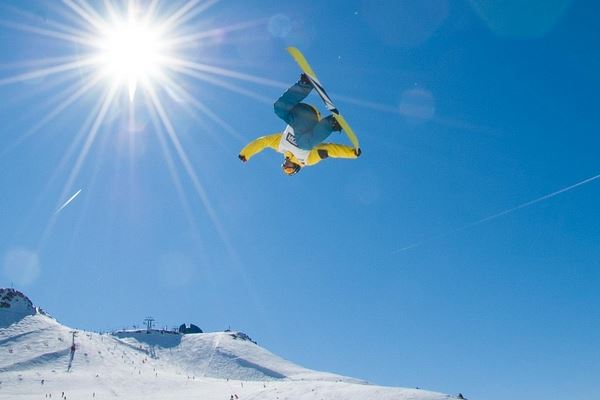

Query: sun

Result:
[0,0,272,246]
[97,15,166,102]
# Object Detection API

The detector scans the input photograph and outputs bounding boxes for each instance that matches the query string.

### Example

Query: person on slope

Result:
[238,74,361,176]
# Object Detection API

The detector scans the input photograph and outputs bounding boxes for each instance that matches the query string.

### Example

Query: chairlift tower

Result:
[67,331,78,372]
[144,317,155,332]
[69,331,78,351]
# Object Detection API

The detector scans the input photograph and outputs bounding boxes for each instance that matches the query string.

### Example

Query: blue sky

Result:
[1,1,600,399]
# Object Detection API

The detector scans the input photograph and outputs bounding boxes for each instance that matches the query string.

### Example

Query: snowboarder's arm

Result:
[239,134,281,161]
[306,143,360,165]
[273,77,312,124]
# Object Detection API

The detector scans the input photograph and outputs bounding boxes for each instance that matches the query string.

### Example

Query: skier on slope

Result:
[238,74,361,176]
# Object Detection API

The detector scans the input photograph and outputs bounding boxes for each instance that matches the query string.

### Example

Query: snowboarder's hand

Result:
[238,154,247,163]
[354,148,362,157]
[299,73,311,85]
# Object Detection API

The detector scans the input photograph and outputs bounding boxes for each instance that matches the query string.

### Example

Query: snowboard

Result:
[287,47,361,151]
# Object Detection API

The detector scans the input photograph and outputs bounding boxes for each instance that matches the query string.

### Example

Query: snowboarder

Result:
[238,74,361,176]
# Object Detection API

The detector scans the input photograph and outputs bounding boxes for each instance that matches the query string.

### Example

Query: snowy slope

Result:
[0,291,456,400]
[114,329,365,383]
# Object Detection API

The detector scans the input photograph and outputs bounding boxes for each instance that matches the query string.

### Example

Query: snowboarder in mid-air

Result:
[238,73,361,176]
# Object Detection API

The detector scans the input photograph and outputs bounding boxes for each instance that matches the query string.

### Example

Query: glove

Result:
[354,148,362,157]
[238,154,247,163]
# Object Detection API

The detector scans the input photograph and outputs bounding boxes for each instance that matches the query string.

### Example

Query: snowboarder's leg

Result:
[295,115,338,149]
[274,77,313,124]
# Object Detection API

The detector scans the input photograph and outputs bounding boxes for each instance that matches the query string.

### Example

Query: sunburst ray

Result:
[172,65,274,103]
[0,71,105,159]
[167,57,286,88]
[164,18,267,49]
[60,83,119,203]
[146,84,237,255]
[62,0,108,33]
[145,95,199,232]
[0,58,97,86]
[158,73,244,143]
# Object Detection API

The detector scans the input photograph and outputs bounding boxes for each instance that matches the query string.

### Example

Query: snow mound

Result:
[0,288,37,328]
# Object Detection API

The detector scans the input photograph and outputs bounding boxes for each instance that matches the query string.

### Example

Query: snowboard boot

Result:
[299,73,311,85]
[331,116,342,132]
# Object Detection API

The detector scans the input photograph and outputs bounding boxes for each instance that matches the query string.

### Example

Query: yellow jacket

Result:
[239,133,358,166]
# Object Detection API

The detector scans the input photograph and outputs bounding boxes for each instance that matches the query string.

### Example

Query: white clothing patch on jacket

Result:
[277,125,311,164]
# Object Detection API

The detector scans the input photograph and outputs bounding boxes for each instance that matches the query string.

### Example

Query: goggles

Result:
[282,159,301,176]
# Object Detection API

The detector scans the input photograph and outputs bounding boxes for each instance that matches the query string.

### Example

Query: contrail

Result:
[55,189,82,214]
[394,172,600,253]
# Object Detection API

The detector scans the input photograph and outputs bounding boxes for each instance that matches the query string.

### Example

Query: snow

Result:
[0,292,455,400]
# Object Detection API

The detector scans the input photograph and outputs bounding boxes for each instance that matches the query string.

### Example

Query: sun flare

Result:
[0,0,271,245]
[97,17,166,102]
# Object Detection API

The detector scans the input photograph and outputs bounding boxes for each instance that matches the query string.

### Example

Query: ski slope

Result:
[0,290,455,400]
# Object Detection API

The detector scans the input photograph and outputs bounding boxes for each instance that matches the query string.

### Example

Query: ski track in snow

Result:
[202,332,222,377]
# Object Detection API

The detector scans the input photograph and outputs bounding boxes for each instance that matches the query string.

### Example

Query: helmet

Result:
[282,158,301,176]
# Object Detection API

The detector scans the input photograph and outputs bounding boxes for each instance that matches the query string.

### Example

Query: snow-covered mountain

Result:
[0,288,37,328]
[0,289,455,400]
